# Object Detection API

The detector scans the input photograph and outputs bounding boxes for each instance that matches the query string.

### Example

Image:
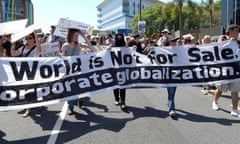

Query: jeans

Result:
[167,87,177,111]
[67,100,77,111]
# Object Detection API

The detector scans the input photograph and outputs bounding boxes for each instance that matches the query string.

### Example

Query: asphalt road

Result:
[0,86,240,144]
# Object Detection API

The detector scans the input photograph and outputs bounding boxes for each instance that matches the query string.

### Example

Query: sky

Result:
[32,0,103,32]
[32,0,203,33]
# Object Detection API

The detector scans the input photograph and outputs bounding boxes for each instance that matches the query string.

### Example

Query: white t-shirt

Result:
[18,45,40,57]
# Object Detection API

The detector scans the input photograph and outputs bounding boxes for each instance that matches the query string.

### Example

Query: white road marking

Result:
[47,102,68,144]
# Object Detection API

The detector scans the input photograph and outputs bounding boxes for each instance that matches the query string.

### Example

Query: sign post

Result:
[138,21,146,33]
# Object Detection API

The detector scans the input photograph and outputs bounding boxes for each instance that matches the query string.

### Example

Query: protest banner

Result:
[0,19,28,35]
[11,21,47,42]
[54,18,91,42]
[0,40,240,111]
[41,42,60,57]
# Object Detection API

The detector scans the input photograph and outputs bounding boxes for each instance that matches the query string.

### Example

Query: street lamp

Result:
[139,0,142,21]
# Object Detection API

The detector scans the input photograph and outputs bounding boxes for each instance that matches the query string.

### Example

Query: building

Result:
[0,0,34,25]
[97,0,160,35]
[222,0,240,30]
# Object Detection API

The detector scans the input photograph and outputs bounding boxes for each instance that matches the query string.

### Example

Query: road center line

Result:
[47,102,68,144]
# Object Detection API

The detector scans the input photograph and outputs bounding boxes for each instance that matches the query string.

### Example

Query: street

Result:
[0,86,240,144]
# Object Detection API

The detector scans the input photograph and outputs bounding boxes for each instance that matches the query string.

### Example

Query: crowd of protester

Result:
[1,23,240,119]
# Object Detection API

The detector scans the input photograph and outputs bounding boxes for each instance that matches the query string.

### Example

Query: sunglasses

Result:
[25,37,34,40]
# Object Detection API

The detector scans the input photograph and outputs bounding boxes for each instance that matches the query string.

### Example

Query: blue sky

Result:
[32,0,203,33]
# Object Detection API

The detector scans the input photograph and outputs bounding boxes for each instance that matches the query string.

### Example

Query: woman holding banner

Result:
[61,28,92,115]
[11,32,42,117]
[111,33,128,110]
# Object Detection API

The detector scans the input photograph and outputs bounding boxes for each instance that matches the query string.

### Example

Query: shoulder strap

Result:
[20,45,25,57]
[23,45,36,57]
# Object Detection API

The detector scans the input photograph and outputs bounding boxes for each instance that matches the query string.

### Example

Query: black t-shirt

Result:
[128,40,143,54]
[2,41,11,57]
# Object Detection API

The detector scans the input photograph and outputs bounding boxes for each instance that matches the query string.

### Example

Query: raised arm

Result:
[79,30,92,48]
[34,31,42,53]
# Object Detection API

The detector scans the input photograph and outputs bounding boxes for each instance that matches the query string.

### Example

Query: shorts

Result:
[217,82,240,92]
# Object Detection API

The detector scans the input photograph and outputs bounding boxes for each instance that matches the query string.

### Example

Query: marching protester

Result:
[125,36,132,44]
[163,35,180,118]
[0,35,5,56]
[2,34,12,57]
[11,32,42,117]
[48,25,65,53]
[158,28,170,46]
[182,33,194,45]
[212,24,240,117]
[128,34,143,54]
[151,33,160,42]
[48,25,65,44]
[106,34,114,46]
[100,36,107,45]
[110,33,128,110]
[61,28,92,115]
[217,35,227,42]
[202,35,211,44]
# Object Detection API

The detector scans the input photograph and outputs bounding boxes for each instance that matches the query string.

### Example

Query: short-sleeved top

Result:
[18,45,39,57]
[62,43,83,56]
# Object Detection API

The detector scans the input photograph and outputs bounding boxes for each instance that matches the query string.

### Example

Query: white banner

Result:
[0,19,28,35]
[54,18,90,39]
[0,40,240,111]
[11,21,47,42]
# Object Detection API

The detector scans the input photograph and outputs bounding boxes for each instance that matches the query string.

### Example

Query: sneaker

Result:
[77,100,85,109]
[212,101,219,110]
[231,109,240,117]
[114,101,120,105]
[120,104,126,110]
[169,110,176,118]
[204,90,209,95]
[68,110,76,115]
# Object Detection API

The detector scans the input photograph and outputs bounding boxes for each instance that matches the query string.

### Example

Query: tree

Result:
[201,0,221,28]
[182,0,201,29]
[130,0,222,36]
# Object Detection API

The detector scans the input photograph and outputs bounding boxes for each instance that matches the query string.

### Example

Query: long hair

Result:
[67,28,80,44]
[25,32,36,45]
[114,33,126,47]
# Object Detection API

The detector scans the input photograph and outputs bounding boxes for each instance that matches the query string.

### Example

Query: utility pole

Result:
[139,0,142,21]
[235,0,237,24]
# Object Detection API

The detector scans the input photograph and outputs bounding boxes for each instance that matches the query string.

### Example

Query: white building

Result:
[97,0,160,35]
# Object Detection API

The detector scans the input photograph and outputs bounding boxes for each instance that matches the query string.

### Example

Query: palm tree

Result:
[173,0,199,38]
[201,0,214,28]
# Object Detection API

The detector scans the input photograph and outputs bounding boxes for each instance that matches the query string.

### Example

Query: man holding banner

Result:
[212,24,240,118]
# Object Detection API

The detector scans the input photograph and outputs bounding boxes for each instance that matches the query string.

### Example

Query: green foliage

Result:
[130,0,222,37]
